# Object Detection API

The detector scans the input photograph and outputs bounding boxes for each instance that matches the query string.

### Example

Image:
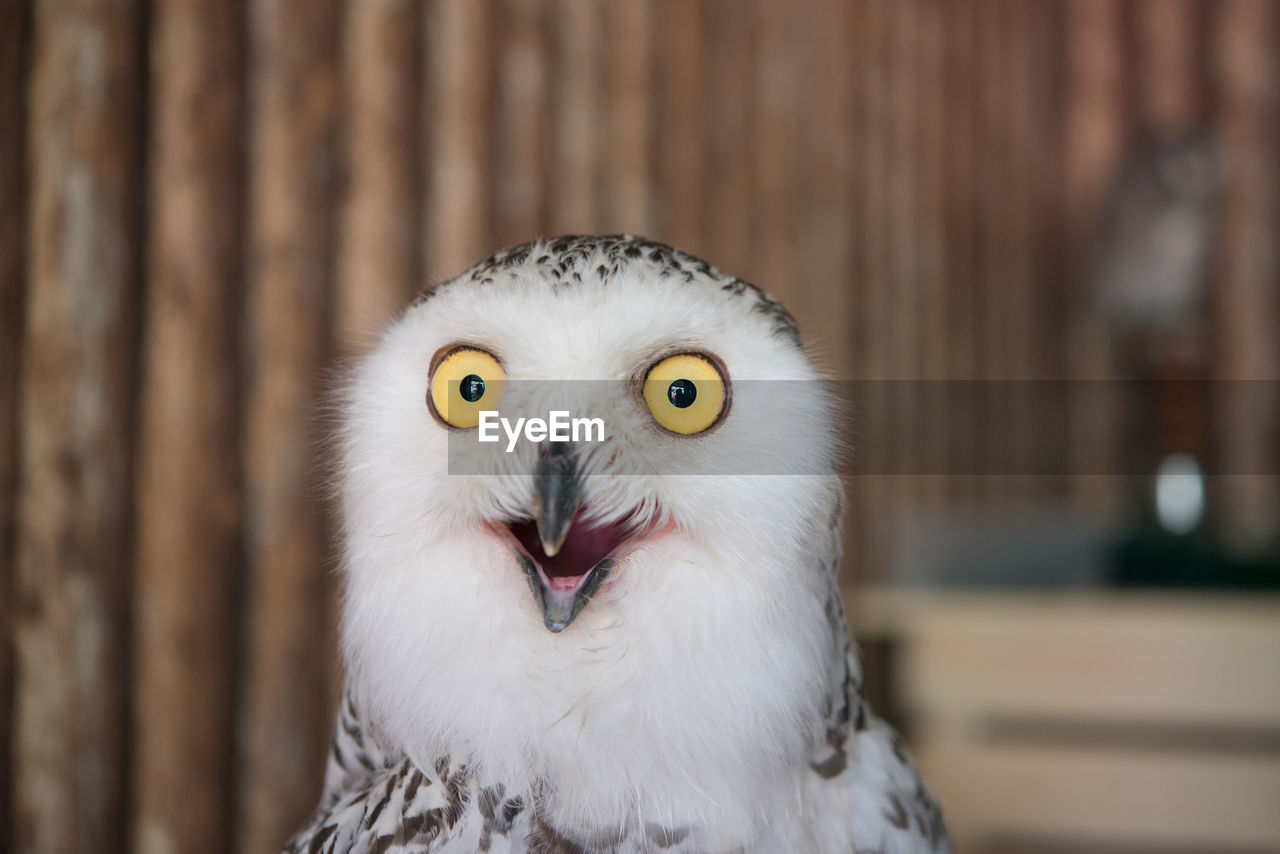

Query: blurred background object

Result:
[1093,132,1217,339]
[1,1,1277,853]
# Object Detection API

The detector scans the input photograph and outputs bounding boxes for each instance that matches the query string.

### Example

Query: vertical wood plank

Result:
[841,0,874,587]
[883,0,920,565]
[1028,0,1069,383]
[914,0,947,382]
[855,0,890,383]
[999,0,1036,381]
[600,0,653,235]
[14,0,143,851]
[547,0,601,235]
[966,0,1003,516]
[1135,0,1202,133]
[132,2,245,853]
[997,0,1040,500]
[792,0,860,586]
[850,0,892,582]
[795,0,854,379]
[1064,0,1126,299]
[939,0,980,528]
[942,0,979,383]
[885,0,924,574]
[749,0,801,313]
[1211,0,1279,547]
[1064,0,1126,520]
[336,0,423,353]
[1017,0,1069,497]
[910,0,950,525]
[491,0,550,247]
[974,0,1005,381]
[238,0,340,849]
[652,0,703,251]
[700,0,755,276]
[0,0,31,847]
[887,0,920,382]
[979,0,1016,508]
[425,0,494,280]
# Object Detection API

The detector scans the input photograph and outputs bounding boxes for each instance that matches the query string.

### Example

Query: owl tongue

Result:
[510,513,624,591]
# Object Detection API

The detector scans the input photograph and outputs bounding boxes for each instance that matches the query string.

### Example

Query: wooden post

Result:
[491,0,550,248]
[1064,0,1126,283]
[547,0,601,235]
[854,0,889,387]
[238,0,340,849]
[914,0,947,383]
[1008,0,1068,494]
[942,0,978,384]
[425,0,495,282]
[911,0,948,519]
[847,0,888,584]
[749,0,801,313]
[974,0,1005,385]
[0,0,31,847]
[892,0,926,536]
[1064,0,1126,520]
[795,0,854,379]
[652,0,703,251]
[794,0,858,587]
[600,0,653,235]
[1134,0,1202,134]
[940,0,979,522]
[1212,0,1279,547]
[131,2,244,853]
[14,1,143,851]
[336,0,424,353]
[984,0,1018,503]
[700,0,755,277]
[1026,0,1068,383]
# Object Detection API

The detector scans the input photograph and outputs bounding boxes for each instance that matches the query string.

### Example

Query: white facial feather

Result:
[338,237,844,848]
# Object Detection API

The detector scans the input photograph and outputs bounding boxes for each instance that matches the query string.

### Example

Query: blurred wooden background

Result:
[1,1,1277,853]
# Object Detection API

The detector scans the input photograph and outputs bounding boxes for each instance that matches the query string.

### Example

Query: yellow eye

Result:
[642,353,728,435]
[429,347,506,429]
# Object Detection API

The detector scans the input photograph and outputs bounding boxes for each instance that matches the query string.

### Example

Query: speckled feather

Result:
[289,635,945,854]
[415,235,800,347]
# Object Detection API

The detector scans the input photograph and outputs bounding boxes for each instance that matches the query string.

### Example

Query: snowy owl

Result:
[286,235,949,853]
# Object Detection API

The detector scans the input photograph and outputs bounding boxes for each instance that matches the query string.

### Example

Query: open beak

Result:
[505,444,634,632]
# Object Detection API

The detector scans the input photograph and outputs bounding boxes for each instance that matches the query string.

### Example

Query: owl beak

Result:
[512,443,624,632]
[532,442,583,557]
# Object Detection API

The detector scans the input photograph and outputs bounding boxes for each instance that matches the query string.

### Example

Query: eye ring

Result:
[640,350,731,436]
[426,344,506,430]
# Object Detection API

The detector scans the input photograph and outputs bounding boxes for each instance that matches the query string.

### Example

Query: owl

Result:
[1093,131,1218,336]
[286,236,948,854]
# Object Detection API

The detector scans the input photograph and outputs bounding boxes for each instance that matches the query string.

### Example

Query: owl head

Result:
[338,236,843,838]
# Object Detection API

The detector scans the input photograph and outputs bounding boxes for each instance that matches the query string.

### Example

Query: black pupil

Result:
[667,379,697,408]
[460,374,485,403]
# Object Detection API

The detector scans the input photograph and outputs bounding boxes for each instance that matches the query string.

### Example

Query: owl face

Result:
[344,236,836,629]
[339,238,839,828]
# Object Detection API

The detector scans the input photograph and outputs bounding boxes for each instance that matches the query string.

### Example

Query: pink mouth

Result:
[490,509,667,631]
[507,511,637,592]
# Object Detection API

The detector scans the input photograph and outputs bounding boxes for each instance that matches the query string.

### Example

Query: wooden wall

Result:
[1,1,1277,853]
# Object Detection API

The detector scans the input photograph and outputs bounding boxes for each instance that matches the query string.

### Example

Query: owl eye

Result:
[642,353,728,435]
[429,347,506,429]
